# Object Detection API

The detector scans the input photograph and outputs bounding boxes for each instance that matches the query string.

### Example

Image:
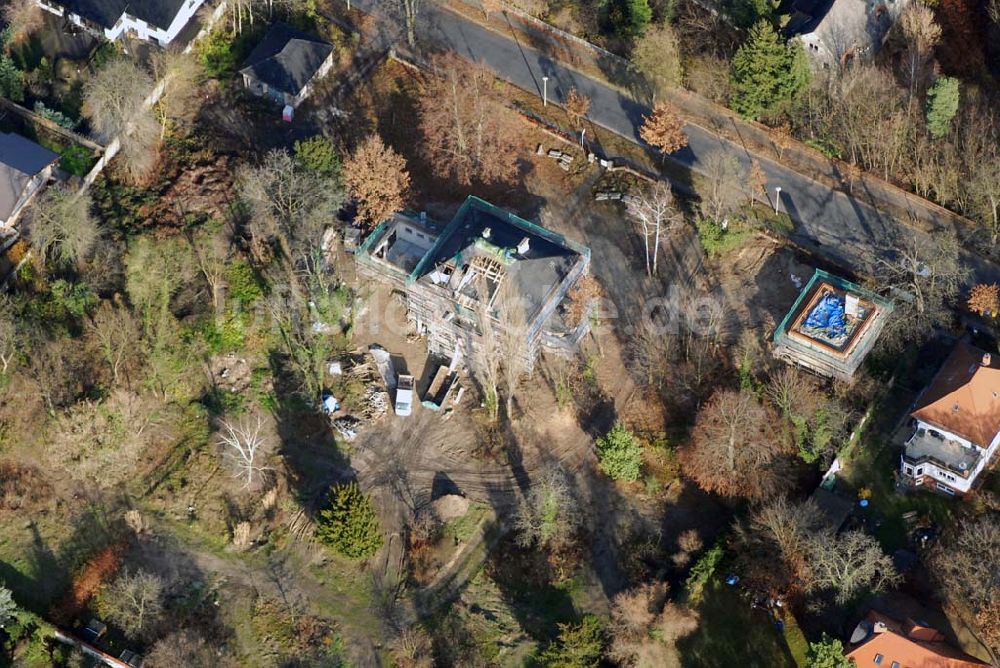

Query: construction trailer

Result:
[773,269,893,381]
[355,197,592,372]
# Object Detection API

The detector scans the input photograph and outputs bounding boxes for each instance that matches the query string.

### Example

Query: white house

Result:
[36,0,207,46]
[0,132,60,230]
[239,23,335,111]
[900,342,1000,496]
[785,0,909,66]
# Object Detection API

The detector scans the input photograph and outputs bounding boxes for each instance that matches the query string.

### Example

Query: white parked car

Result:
[395,374,414,417]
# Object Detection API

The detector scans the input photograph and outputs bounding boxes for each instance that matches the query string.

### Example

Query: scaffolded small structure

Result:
[773,269,893,381]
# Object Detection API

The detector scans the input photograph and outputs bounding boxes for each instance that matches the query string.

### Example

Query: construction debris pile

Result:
[322,350,391,441]
[536,144,575,171]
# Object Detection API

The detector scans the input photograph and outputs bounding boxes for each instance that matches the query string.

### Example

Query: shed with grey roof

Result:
[0,132,60,228]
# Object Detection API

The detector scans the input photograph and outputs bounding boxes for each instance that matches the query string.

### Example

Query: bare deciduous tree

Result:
[608,583,698,667]
[266,275,334,400]
[2,0,42,43]
[755,497,825,565]
[98,569,165,640]
[146,629,218,668]
[0,298,19,375]
[227,0,295,34]
[470,281,503,422]
[186,221,231,317]
[481,0,504,20]
[804,530,900,604]
[876,227,969,346]
[513,467,581,551]
[564,87,591,128]
[389,627,434,668]
[419,53,524,187]
[626,181,682,276]
[396,0,421,48]
[26,337,79,411]
[51,390,172,489]
[968,150,1000,245]
[749,158,767,203]
[640,102,688,158]
[968,283,1000,316]
[343,135,411,230]
[150,49,202,138]
[83,58,159,183]
[899,2,941,101]
[682,388,790,500]
[930,516,1000,659]
[496,284,530,419]
[125,235,194,351]
[26,184,100,267]
[88,299,143,387]
[632,23,683,102]
[217,415,274,490]
[696,150,746,223]
[238,149,345,276]
[766,366,817,418]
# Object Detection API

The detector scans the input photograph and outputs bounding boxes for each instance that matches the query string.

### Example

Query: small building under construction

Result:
[773,269,893,381]
[356,197,591,370]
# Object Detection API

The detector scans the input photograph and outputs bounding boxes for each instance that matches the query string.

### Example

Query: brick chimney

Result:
[983,353,992,367]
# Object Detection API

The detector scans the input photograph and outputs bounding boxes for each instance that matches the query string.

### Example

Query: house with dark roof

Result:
[356,197,592,370]
[0,132,60,229]
[240,23,334,110]
[36,0,208,45]
[846,610,989,667]
[900,341,1000,496]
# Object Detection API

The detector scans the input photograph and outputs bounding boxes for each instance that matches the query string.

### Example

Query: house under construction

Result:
[773,269,893,381]
[355,197,591,370]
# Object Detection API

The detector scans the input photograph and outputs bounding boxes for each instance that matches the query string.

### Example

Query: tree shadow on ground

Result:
[268,351,353,510]
[0,498,128,616]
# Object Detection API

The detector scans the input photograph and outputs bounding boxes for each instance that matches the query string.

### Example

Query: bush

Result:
[33,101,78,130]
[316,483,383,559]
[59,144,96,177]
[684,542,724,602]
[294,135,341,178]
[596,422,643,482]
[0,54,25,102]
[226,260,265,306]
[695,216,751,257]
[805,634,853,668]
[607,0,652,38]
[196,30,237,78]
[539,614,605,667]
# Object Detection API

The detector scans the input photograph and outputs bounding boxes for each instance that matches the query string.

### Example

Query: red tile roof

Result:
[847,612,990,668]
[911,342,1000,448]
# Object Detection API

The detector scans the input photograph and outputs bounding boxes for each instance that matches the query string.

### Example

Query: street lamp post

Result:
[542,76,549,107]
[580,128,586,152]
[774,186,782,215]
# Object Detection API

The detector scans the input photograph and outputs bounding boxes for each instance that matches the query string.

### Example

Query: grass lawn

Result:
[678,578,796,668]
[781,609,810,667]
[839,432,956,551]
[834,366,957,551]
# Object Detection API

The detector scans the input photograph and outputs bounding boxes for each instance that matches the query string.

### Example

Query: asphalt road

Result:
[353,0,1000,284]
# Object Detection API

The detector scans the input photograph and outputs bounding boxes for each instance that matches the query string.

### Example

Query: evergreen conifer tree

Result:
[925,76,960,139]
[730,21,810,120]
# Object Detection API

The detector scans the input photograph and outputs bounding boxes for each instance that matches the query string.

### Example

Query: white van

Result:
[395,374,414,417]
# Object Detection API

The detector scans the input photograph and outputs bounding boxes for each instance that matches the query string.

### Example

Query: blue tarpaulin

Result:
[804,293,846,338]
